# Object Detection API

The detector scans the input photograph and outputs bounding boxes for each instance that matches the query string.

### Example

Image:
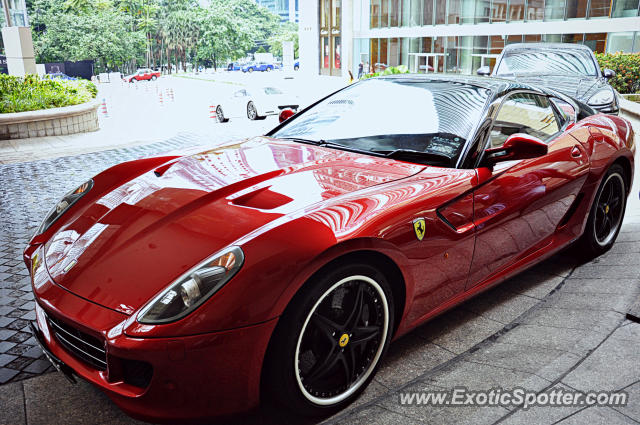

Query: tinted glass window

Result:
[490,93,560,148]
[495,49,598,76]
[264,87,284,95]
[272,79,491,166]
[550,98,576,125]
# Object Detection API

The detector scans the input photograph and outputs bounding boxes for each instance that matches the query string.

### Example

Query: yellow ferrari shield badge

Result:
[413,218,426,241]
[339,333,349,347]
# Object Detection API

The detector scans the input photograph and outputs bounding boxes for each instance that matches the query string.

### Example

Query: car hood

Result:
[506,74,609,102]
[43,137,424,314]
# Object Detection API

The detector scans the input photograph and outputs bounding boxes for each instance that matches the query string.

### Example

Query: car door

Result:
[228,90,248,117]
[467,92,589,289]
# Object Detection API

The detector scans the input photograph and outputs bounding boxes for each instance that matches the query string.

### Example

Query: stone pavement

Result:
[0,113,638,424]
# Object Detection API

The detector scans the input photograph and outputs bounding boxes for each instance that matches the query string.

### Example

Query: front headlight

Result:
[137,246,244,324]
[36,180,93,236]
[588,89,615,106]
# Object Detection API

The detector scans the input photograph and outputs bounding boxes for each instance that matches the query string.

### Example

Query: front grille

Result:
[47,314,107,370]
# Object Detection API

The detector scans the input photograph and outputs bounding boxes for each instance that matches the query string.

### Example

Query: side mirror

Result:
[476,66,491,76]
[279,108,296,123]
[484,133,548,165]
[603,68,616,79]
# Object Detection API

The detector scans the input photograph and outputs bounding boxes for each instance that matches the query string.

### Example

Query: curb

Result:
[620,98,640,119]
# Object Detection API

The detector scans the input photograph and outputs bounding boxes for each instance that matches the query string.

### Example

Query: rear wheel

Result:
[151,75,157,81]
[216,106,227,123]
[264,262,394,416]
[580,164,627,258]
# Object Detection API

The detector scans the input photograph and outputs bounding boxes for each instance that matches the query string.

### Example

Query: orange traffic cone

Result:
[100,98,109,118]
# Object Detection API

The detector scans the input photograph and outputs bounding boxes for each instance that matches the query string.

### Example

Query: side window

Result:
[490,93,560,148]
[550,98,576,126]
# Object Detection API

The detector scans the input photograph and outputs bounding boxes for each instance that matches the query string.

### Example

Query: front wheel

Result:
[129,78,137,83]
[247,101,260,120]
[264,263,394,416]
[580,163,627,258]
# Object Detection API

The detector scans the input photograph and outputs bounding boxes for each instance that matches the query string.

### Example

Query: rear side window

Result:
[490,93,560,147]
[550,98,576,126]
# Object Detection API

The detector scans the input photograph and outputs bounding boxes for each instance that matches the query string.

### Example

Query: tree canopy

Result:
[26,0,299,73]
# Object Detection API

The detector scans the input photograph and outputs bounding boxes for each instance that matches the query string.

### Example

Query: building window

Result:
[544,0,566,20]
[509,0,526,21]
[584,33,607,52]
[371,0,380,27]
[611,0,640,17]
[421,0,431,25]
[475,0,491,22]
[589,0,612,17]
[607,32,634,52]
[527,0,545,20]
[492,0,508,22]
[566,0,588,19]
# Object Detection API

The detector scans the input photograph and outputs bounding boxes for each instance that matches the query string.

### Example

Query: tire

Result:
[216,106,227,123]
[130,78,137,83]
[248,67,254,73]
[294,65,299,71]
[579,163,627,258]
[266,67,272,72]
[263,262,394,416]
[151,75,157,81]
[247,101,260,120]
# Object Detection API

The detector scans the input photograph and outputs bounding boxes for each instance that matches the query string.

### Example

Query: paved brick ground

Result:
[0,134,209,384]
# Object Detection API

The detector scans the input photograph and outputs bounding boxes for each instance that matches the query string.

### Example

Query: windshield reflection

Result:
[272,79,490,166]
[496,49,597,77]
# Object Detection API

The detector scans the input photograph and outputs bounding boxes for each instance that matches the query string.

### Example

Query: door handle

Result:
[571,145,583,158]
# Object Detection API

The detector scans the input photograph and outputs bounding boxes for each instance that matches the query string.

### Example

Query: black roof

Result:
[376,73,547,98]
[503,42,593,51]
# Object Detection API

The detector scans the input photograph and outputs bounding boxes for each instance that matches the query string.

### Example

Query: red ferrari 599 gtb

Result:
[25,75,635,422]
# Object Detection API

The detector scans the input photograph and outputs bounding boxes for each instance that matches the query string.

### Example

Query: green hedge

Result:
[0,74,98,114]
[595,52,640,94]
[360,65,410,80]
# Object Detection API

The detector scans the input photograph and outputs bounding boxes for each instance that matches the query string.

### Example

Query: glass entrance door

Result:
[319,0,342,76]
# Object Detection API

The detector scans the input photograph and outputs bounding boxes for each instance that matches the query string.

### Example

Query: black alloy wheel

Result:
[580,163,627,257]
[263,262,394,416]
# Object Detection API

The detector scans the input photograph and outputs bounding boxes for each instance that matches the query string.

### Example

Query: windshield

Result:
[264,87,283,95]
[271,79,490,167]
[495,49,598,77]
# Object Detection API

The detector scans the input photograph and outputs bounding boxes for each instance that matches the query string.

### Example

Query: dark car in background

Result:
[478,43,619,115]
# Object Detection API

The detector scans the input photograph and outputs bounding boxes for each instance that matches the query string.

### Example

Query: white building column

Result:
[298,0,319,76]
[341,0,354,79]
[1,26,37,76]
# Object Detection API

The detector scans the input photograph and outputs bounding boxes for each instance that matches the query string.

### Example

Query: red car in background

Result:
[25,75,634,422]
[122,68,161,83]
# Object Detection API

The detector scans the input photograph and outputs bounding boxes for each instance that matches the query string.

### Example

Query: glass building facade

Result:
[303,0,640,77]
[256,0,300,23]
[0,0,29,27]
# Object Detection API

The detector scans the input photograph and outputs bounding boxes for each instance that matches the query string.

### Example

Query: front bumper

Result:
[31,272,277,423]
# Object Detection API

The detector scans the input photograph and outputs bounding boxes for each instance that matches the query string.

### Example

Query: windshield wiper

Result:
[278,138,376,156]
[371,149,453,166]
[277,137,327,146]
